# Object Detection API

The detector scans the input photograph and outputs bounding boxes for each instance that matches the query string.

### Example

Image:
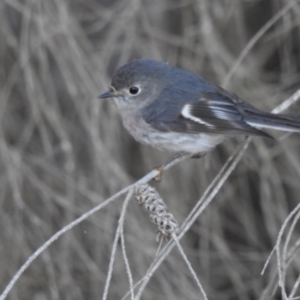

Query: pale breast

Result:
[120,109,224,153]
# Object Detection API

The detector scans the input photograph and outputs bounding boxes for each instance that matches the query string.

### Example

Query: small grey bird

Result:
[100,59,300,163]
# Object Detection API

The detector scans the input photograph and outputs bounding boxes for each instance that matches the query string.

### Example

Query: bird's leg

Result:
[191,152,206,159]
[153,151,190,181]
[153,151,206,181]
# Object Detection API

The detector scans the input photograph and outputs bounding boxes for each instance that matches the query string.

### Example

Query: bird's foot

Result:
[152,151,190,181]
[153,167,164,182]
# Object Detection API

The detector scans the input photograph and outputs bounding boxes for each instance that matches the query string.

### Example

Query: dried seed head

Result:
[134,184,179,238]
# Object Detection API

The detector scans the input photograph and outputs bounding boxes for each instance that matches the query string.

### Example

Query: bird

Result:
[100,59,300,178]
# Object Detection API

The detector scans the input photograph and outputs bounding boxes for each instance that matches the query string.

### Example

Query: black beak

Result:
[98,91,114,99]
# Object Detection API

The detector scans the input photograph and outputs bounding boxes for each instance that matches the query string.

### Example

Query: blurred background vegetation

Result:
[0,0,300,299]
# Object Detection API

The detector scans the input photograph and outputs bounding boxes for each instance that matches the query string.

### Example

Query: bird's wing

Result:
[142,91,272,138]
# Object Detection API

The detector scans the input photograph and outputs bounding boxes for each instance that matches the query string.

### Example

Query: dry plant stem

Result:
[289,274,300,299]
[102,222,121,300]
[172,233,209,300]
[271,88,300,114]
[102,190,134,300]
[275,203,300,300]
[283,210,300,272]
[261,247,276,276]
[121,279,144,300]
[260,236,300,299]
[286,238,300,270]
[262,203,300,298]
[0,149,189,300]
[259,269,281,300]
[119,190,135,300]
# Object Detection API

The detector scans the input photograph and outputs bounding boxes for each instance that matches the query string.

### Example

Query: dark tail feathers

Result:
[245,111,300,133]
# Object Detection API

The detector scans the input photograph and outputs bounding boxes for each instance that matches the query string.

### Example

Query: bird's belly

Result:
[120,111,224,154]
[145,132,224,153]
[136,130,225,154]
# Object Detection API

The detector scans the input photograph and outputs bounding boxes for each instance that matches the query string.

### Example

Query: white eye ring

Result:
[129,86,140,95]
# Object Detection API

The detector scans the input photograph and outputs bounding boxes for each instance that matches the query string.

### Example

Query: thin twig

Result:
[275,203,300,300]
[172,233,209,300]
[272,88,300,114]
[289,273,300,300]
[102,220,122,300]
[119,190,135,300]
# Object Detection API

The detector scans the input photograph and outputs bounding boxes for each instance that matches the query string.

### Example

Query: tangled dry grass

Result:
[1,0,300,299]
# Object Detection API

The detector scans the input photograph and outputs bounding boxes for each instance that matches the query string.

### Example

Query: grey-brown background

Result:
[1,0,300,299]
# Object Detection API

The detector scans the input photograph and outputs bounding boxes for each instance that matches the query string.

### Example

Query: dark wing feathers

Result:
[143,90,272,138]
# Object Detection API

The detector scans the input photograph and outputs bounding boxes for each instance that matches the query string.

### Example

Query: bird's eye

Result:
[129,86,140,95]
